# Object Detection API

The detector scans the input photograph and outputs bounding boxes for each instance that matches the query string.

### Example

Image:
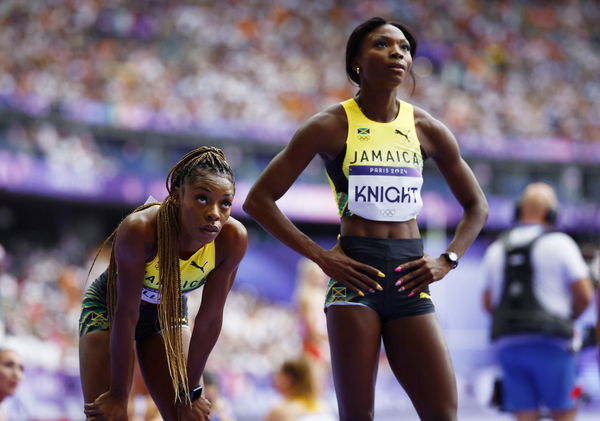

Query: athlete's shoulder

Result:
[212,217,247,268]
[114,205,160,262]
[215,217,248,261]
[301,103,347,135]
[412,104,459,158]
[220,216,247,240]
[289,102,348,157]
[412,105,444,134]
[119,205,159,241]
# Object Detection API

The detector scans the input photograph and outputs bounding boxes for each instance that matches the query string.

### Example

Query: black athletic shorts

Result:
[78,271,189,341]
[324,236,435,323]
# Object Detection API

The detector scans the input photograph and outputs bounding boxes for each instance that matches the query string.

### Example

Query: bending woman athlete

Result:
[79,147,247,421]
[243,17,488,421]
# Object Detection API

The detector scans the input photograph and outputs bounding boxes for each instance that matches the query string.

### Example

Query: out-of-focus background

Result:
[0,0,598,420]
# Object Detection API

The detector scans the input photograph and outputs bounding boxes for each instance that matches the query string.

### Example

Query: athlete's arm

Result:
[395,109,488,294]
[243,109,383,295]
[184,218,247,390]
[92,210,155,420]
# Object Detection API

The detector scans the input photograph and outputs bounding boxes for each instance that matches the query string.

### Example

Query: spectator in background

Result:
[482,182,593,421]
[0,347,25,421]
[293,258,330,393]
[263,357,334,421]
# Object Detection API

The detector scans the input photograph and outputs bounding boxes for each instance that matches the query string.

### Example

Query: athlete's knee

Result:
[336,390,377,421]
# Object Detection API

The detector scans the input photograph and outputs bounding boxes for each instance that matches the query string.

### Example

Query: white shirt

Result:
[482,224,589,319]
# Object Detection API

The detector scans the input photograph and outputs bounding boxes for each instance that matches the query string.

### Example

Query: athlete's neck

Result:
[178,236,208,260]
[354,91,399,123]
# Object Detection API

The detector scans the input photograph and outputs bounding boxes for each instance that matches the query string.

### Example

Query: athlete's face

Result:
[175,172,234,245]
[354,24,412,87]
[0,350,24,400]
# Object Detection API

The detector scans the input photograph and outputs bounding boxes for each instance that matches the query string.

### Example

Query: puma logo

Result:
[395,129,410,141]
[191,261,209,272]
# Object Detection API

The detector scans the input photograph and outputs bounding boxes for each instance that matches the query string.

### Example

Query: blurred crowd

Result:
[0,0,599,145]
[0,117,344,200]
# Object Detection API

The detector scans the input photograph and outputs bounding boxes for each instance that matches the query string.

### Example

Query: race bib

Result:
[140,277,206,304]
[348,165,423,221]
[141,286,161,304]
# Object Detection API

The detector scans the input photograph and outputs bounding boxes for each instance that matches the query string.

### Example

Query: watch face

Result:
[190,386,203,402]
[443,252,458,267]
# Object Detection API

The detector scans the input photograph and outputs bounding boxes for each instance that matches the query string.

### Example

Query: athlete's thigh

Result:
[136,327,192,421]
[79,330,112,403]
[382,313,457,421]
[326,305,382,417]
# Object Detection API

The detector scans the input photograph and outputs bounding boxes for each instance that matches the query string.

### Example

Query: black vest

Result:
[491,230,573,340]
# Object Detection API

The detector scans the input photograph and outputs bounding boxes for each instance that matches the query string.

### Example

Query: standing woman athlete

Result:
[79,147,248,421]
[243,17,488,421]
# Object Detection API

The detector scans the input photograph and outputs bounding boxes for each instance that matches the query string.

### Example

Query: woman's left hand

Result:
[177,396,211,421]
[394,254,452,295]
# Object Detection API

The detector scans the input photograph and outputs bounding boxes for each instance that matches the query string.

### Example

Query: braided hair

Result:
[96,146,234,404]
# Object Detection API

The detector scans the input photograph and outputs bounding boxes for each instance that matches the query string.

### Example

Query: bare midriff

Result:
[340,215,421,239]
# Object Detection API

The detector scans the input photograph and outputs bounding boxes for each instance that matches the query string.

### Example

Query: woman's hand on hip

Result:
[317,245,384,296]
[394,254,451,295]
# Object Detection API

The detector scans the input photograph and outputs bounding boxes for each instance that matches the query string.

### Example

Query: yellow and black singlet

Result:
[141,241,216,304]
[325,98,426,222]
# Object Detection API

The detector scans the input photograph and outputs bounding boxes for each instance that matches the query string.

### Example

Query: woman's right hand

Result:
[84,391,128,421]
[317,244,384,296]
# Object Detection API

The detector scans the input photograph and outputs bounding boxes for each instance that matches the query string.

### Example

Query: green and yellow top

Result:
[141,241,216,304]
